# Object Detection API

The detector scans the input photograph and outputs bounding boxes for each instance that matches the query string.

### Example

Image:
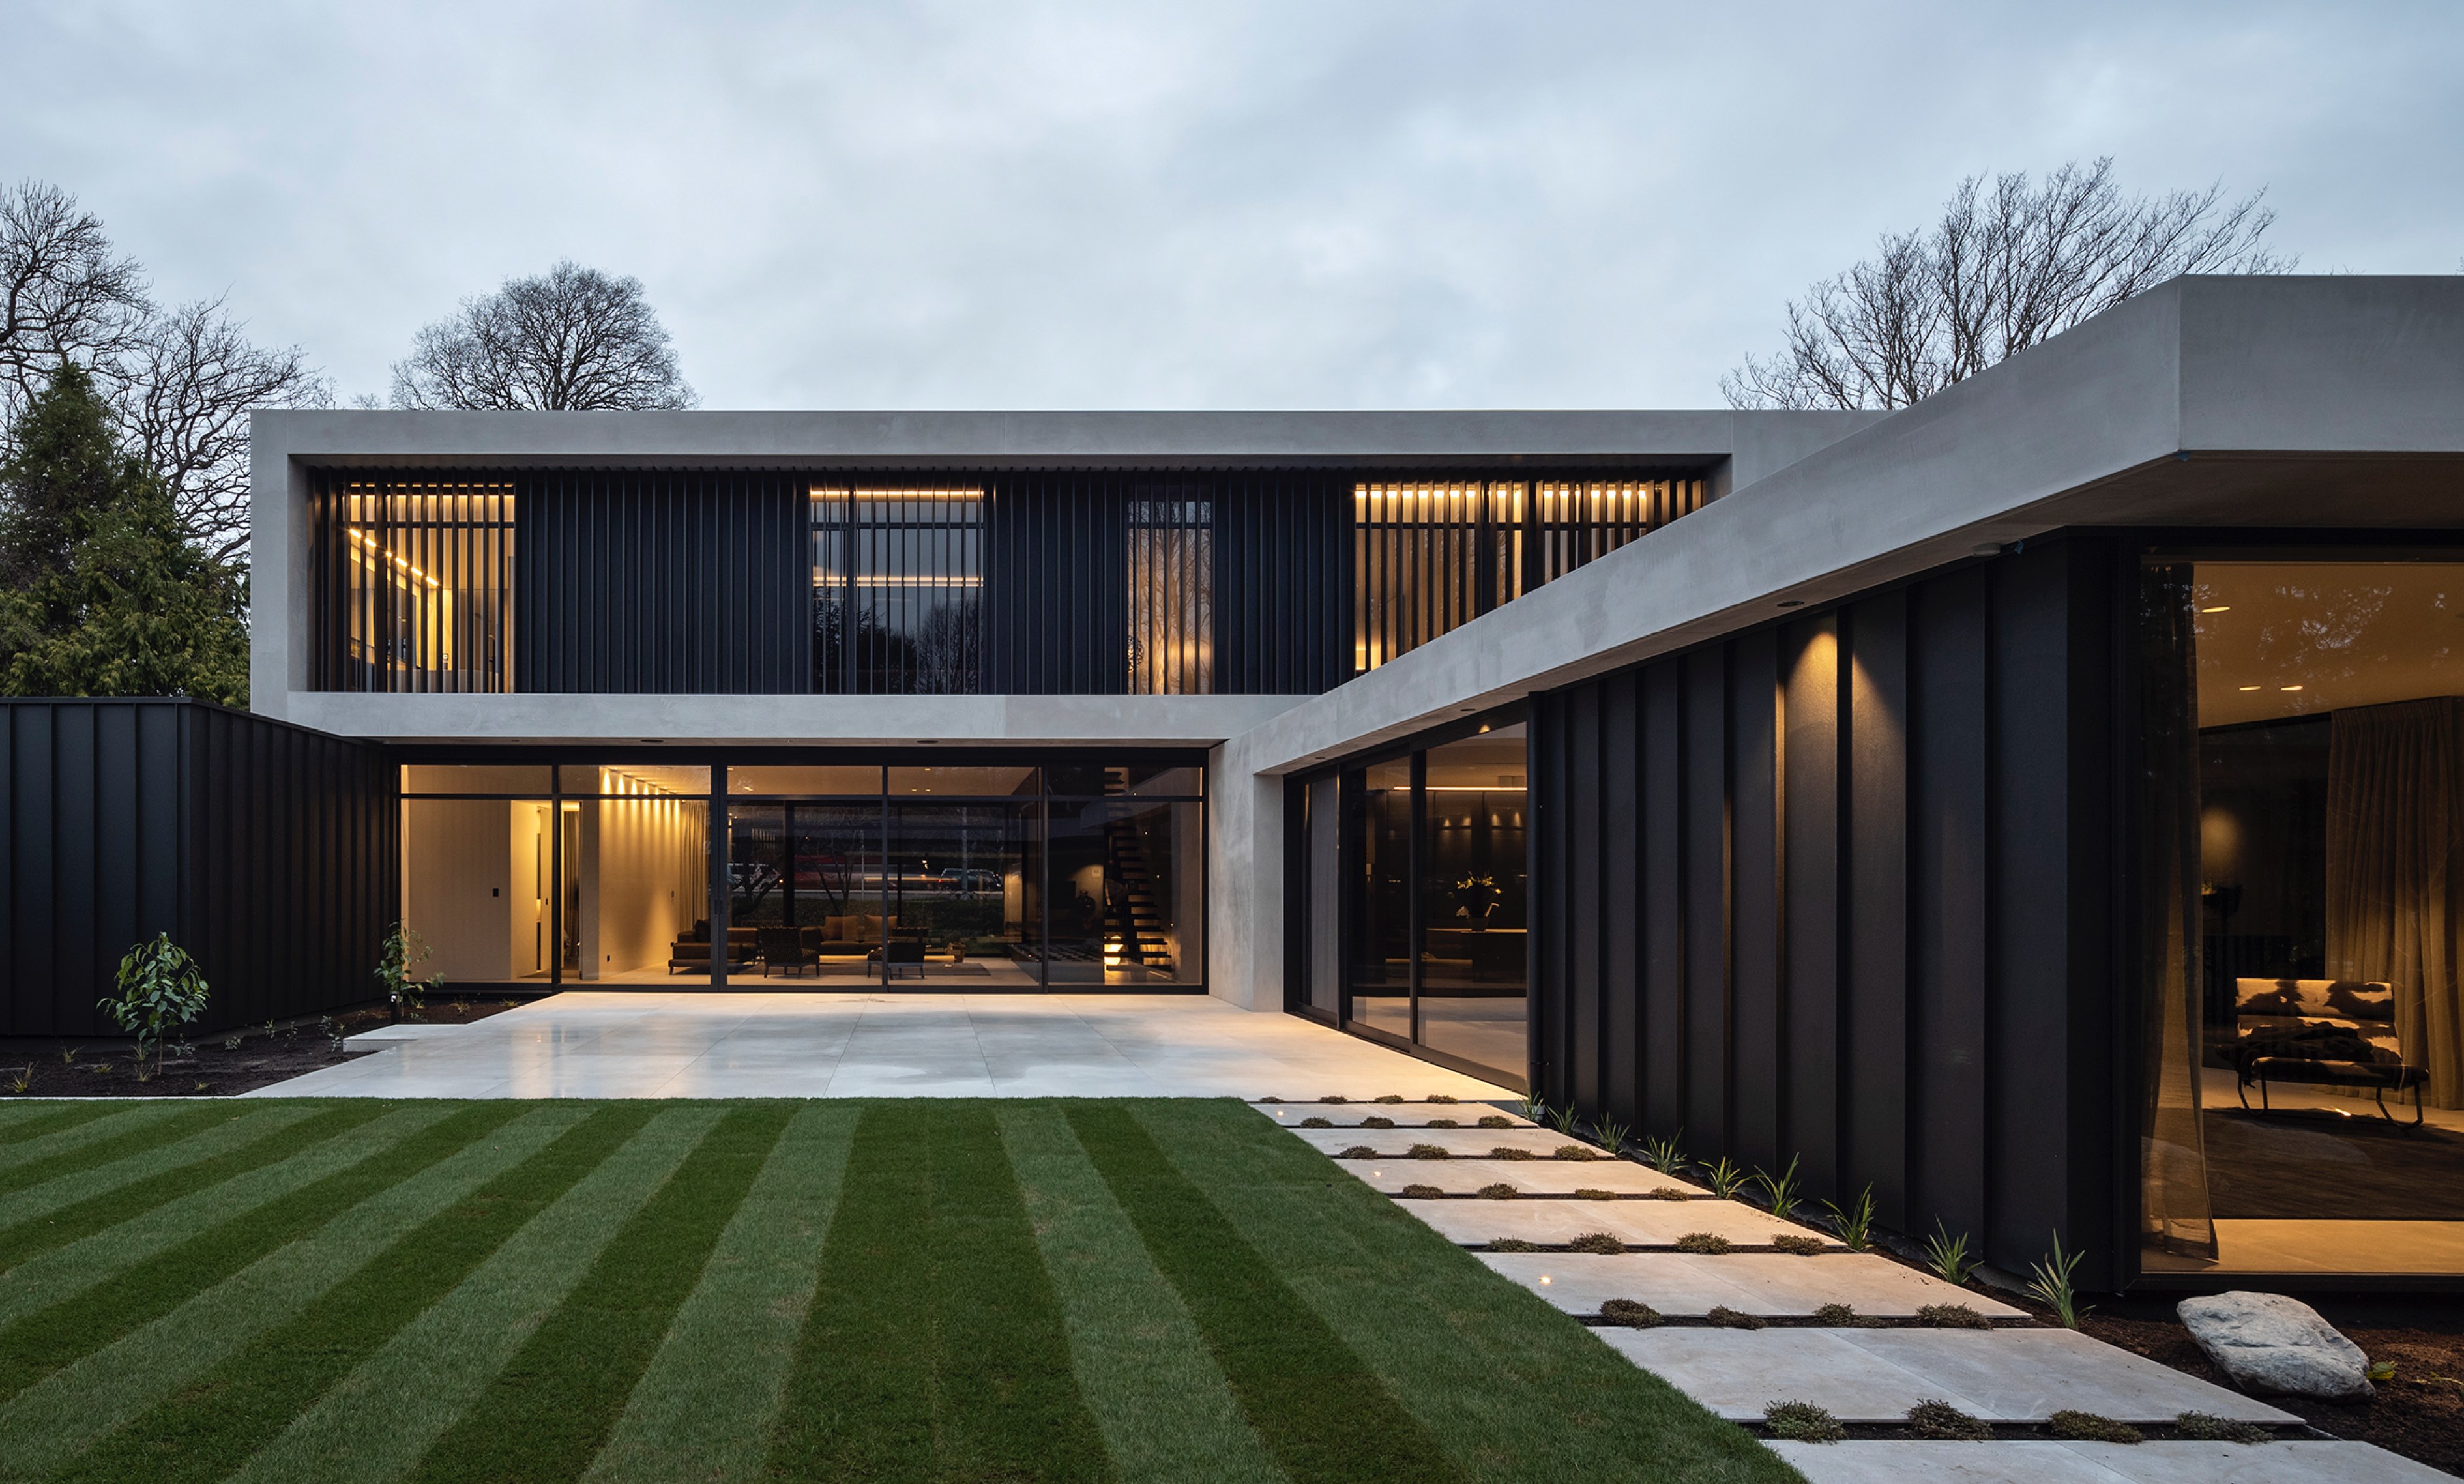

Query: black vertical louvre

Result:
[1519,534,2127,1288]
[519,471,808,693]
[1214,472,1349,695]
[982,474,1131,694]
[310,473,516,692]
[811,482,984,694]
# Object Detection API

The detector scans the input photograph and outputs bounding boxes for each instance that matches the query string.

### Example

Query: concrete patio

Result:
[252,991,1518,1100]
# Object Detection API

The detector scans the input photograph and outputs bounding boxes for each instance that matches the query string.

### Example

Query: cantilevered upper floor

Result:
[249,408,1879,743]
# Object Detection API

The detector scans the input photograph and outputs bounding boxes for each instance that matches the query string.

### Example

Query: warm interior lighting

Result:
[2238,685,2263,691]
[2281,684,2304,691]
[2201,605,2232,613]
[346,528,443,589]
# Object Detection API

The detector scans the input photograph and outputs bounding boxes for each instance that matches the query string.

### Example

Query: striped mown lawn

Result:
[0,1098,1793,1484]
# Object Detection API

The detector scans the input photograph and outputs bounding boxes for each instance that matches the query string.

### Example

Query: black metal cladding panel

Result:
[983,474,1129,694]
[0,700,392,1038]
[520,471,808,693]
[1215,473,1349,695]
[1525,539,2120,1288]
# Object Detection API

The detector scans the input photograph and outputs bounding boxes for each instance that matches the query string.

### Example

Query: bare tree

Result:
[1,182,327,566]
[391,261,697,411]
[117,298,332,565]
[1723,160,2295,410]
[0,181,149,430]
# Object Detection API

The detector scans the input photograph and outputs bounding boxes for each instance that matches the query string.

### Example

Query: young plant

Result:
[376,922,444,1023]
[1701,1156,1748,1200]
[1763,1401,1844,1444]
[5,1066,30,1095]
[1594,1116,1630,1156]
[1517,1095,1547,1124]
[1752,1155,1802,1219]
[1922,1219,1976,1285]
[2024,1230,2093,1329]
[1906,1399,1991,1440]
[1640,1131,1688,1174]
[1821,1184,1876,1251]
[100,933,211,1080]
[1549,1103,1581,1136]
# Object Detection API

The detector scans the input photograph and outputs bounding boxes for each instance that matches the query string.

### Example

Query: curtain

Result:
[2327,698,2464,1108]
[2139,564,2214,1257]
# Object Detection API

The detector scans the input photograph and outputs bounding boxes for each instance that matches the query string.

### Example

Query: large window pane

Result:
[402,797,555,983]
[887,766,1039,797]
[1418,724,1529,1079]
[812,487,982,695]
[565,790,710,983]
[1045,798,1203,985]
[728,765,881,796]
[1347,758,1413,1036]
[402,764,551,794]
[558,764,711,797]
[888,802,1042,986]
[1304,774,1342,1015]
[1127,493,1213,694]
[321,480,516,693]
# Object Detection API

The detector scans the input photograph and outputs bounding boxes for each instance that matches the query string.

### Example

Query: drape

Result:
[2327,697,2464,1108]
[2139,564,2214,1257]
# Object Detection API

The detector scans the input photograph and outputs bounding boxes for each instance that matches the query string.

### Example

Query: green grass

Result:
[0,1098,1794,1484]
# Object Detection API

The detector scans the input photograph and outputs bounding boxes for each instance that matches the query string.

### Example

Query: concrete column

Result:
[1205,735,1285,1011]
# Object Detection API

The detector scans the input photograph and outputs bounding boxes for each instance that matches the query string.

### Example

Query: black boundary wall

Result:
[1,699,396,1038]
[1528,535,2125,1288]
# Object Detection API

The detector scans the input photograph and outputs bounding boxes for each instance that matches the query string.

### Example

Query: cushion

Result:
[2235,978,2394,1023]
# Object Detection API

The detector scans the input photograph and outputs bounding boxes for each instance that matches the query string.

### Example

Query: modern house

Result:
[5,274,2463,1292]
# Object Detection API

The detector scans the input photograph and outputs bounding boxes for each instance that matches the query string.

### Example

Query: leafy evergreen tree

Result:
[0,364,248,705]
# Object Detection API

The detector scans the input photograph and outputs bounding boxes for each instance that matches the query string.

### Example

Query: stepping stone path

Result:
[1252,1099,2445,1482]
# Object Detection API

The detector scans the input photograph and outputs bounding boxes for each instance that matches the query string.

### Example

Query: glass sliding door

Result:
[1418,725,1529,1076]
[887,800,1042,986]
[1347,757,1415,1039]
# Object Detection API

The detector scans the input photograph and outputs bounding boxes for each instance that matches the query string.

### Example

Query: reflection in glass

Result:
[729,804,884,976]
[887,766,1039,797]
[888,802,1042,985]
[1348,758,1413,1038]
[1304,775,1342,1015]
[727,766,881,796]
[1044,798,1203,985]
[1418,725,1529,1076]
[812,487,981,695]
[401,764,551,795]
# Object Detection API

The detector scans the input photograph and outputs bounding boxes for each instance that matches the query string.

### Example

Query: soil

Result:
[2079,1294,2464,1477]
[0,996,526,1098]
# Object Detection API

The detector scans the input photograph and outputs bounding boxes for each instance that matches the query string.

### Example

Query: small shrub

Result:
[222,1036,241,1052]
[191,1080,210,1092]
[1574,1188,1620,1200]
[1397,1183,1445,1199]
[375,922,443,1023]
[2023,1230,2093,1329]
[1701,1157,1748,1200]
[1427,1093,1458,1104]
[1488,1146,1537,1161]
[1338,1144,1379,1159]
[1598,1298,1661,1328]
[1821,1184,1876,1252]
[1476,1183,1520,1200]
[5,1066,30,1095]
[1549,1104,1581,1135]
[1640,1133,1687,1174]
[1321,1094,1349,1103]
[1299,1116,1334,1128]
[1764,1400,1844,1444]
[1772,1234,1827,1255]
[1811,1302,1863,1326]
[1361,1115,1396,1129]
[1373,1094,1405,1104]
[2173,1412,2270,1444]
[1406,1143,1450,1159]
[102,933,211,1078]
[1552,1144,1604,1161]
[1426,1118,1459,1128]
[1487,1238,1542,1252]
[1568,1232,1626,1254]
[1922,1219,1976,1285]
[1675,1232,1733,1254]
[1706,1305,1764,1330]
[1257,1096,1284,1104]
[59,1045,78,1065]
[1752,1154,1803,1220]
[1646,1186,1692,1201]
[1916,1303,1989,1329]
[2047,1411,2141,1444]
[1477,1115,1513,1129]
[1905,1399,1991,1440]
[1594,1116,1630,1155]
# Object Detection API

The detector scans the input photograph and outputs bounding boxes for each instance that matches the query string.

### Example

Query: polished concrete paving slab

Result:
[1480,1252,2028,1318]
[1344,1158,1707,1198]
[1601,1329,2294,1423]
[1413,1197,1840,1249]
[1250,1101,1533,1128]
[1768,1440,2446,1483]
[258,992,1516,1100]
[1285,1125,1594,1159]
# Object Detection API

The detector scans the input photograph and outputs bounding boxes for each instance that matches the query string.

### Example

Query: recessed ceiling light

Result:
[2201,605,2231,614]
[2238,685,2263,692]
[2281,685,2304,692]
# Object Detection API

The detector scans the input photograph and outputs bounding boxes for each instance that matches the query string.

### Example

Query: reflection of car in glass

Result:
[935,867,1002,897]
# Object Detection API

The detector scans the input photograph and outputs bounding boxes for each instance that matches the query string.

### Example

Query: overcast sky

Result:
[5,1,2458,411]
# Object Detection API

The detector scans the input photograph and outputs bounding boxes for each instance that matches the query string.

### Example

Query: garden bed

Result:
[0,997,523,1098]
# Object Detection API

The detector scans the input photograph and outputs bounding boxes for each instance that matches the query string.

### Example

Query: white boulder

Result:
[2177,1290,2374,1401]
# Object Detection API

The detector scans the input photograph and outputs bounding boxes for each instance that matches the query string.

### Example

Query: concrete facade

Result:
[246,275,2464,1022]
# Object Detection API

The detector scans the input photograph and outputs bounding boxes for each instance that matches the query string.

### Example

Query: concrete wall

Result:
[575,794,706,978]
[402,798,517,983]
